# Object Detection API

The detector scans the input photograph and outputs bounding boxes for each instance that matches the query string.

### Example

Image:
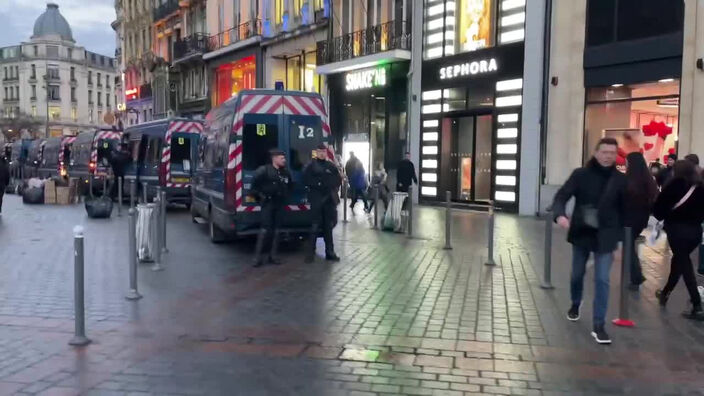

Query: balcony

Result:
[174,33,209,62]
[316,20,411,67]
[153,0,179,22]
[208,20,262,53]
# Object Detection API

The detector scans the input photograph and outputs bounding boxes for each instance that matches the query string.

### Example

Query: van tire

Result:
[209,216,226,244]
[190,202,199,223]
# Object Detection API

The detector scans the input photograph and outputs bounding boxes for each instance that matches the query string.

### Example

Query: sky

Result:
[0,0,116,57]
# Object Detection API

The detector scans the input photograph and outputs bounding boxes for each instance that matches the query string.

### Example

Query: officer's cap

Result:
[269,148,285,157]
[316,143,327,150]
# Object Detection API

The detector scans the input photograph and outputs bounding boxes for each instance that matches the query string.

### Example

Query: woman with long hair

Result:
[653,160,704,320]
[623,152,658,290]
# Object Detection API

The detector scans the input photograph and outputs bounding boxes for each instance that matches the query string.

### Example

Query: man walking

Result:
[345,152,368,211]
[304,144,341,262]
[397,152,418,192]
[552,137,625,345]
[108,143,131,200]
[251,148,291,268]
[0,155,9,216]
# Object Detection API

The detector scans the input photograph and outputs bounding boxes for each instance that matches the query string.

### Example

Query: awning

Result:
[315,49,411,75]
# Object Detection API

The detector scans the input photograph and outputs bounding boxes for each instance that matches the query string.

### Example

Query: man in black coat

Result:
[304,144,342,262]
[552,137,625,345]
[250,148,292,268]
[108,143,131,199]
[657,153,677,187]
[0,156,9,215]
[396,152,417,192]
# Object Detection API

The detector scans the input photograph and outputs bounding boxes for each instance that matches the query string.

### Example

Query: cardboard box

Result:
[44,180,56,204]
[56,186,71,205]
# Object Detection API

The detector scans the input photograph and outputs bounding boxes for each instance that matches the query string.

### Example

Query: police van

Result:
[123,118,202,206]
[69,128,122,194]
[191,89,333,242]
[38,136,76,179]
[25,139,45,179]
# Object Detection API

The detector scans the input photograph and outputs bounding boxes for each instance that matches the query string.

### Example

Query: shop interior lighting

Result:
[423,132,439,141]
[502,0,526,11]
[423,119,439,127]
[427,33,444,44]
[496,160,517,170]
[496,95,523,107]
[422,159,438,169]
[496,144,518,154]
[497,113,519,123]
[422,173,438,182]
[611,84,623,87]
[422,90,442,100]
[497,128,518,138]
[427,18,444,31]
[425,47,444,59]
[496,79,523,91]
[423,146,439,155]
[501,12,526,27]
[422,104,442,114]
[445,1,456,11]
[495,191,516,202]
[495,176,517,186]
[428,4,444,16]
[422,186,438,196]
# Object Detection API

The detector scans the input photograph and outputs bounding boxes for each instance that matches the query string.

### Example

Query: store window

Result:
[424,0,499,59]
[213,55,256,107]
[586,0,684,46]
[584,80,679,167]
[304,52,320,93]
[49,106,61,120]
[286,56,301,91]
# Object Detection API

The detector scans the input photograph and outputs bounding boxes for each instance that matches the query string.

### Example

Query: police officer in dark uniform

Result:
[251,148,292,267]
[304,143,342,262]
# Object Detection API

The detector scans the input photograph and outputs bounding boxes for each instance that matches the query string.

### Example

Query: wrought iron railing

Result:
[208,20,262,52]
[153,0,179,22]
[316,20,411,66]
[174,33,209,60]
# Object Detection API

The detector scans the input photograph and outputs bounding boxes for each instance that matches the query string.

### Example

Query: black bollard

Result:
[541,209,555,289]
[485,202,496,266]
[69,226,91,346]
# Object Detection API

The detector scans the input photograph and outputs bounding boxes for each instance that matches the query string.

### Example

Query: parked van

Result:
[191,90,333,242]
[25,139,45,178]
[9,139,32,180]
[69,128,122,194]
[38,136,77,179]
[123,118,203,205]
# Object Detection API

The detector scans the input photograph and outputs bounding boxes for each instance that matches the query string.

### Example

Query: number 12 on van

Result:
[298,125,314,139]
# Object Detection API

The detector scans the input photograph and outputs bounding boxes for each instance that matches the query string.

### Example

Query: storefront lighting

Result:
[496,144,518,154]
[427,18,444,31]
[422,159,438,169]
[496,95,523,107]
[423,146,439,155]
[425,47,444,59]
[423,120,439,128]
[501,12,525,27]
[496,160,517,170]
[659,78,675,83]
[423,132,439,141]
[422,90,443,101]
[495,176,517,186]
[611,84,624,87]
[502,0,526,11]
[496,79,523,92]
[497,128,518,138]
[422,173,438,182]
[498,113,519,123]
[422,104,442,114]
[445,17,455,26]
[428,4,444,16]
[445,1,455,11]
[422,186,438,196]
[427,33,444,45]
[500,29,525,44]
[495,191,516,202]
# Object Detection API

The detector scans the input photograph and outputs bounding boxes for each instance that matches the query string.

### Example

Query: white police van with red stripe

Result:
[191,89,333,242]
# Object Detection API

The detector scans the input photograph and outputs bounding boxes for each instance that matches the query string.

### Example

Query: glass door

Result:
[442,114,493,203]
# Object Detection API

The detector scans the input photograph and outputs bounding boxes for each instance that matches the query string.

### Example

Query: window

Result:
[98,92,102,106]
[88,71,92,84]
[106,75,110,88]
[97,72,102,86]
[304,51,320,93]
[289,115,323,171]
[71,107,77,121]
[31,85,36,99]
[98,110,102,122]
[145,137,162,167]
[106,94,111,107]
[170,134,193,173]
[33,45,38,56]
[293,0,303,16]
[3,67,6,79]
[89,108,93,123]
[3,87,6,99]
[31,64,36,79]
[88,90,93,104]
[286,56,302,91]
[243,116,280,171]
[47,64,60,81]
[14,66,18,78]
[48,85,60,100]
[67,48,72,59]
[31,105,36,117]
[49,106,61,120]
[275,0,285,24]
[586,0,685,46]
[71,87,76,102]
[46,45,59,58]
[70,67,75,80]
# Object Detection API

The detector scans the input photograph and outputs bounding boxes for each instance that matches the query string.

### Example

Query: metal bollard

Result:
[117,178,123,217]
[151,191,164,272]
[342,182,349,223]
[69,226,91,346]
[407,185,414,238]
[125,208,142,300]
[142,182,148,204]
[129,180,136,209]
[613,226,635,327]
[444,191,452,250]
[485,202,496,266]
[541,209,555,289]
[373,186,379,229]
[160,189,168,254]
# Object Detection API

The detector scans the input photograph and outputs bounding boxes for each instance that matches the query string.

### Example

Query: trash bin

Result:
[383,192,408,233]
[136,203,159,262]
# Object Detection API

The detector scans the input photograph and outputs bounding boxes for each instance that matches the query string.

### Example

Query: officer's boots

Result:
[253,229,267,267]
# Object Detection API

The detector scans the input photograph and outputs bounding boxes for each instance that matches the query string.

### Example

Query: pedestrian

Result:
[367,162,389,214]
[623,152,658,290]
[250,148,291,268]
[653,160,704,320]
[0,155,9,216]
[552,137,626,345]
[346,152,368,211]
[397,152,418,192]
[656,153,677,188]
[304,144,341,263]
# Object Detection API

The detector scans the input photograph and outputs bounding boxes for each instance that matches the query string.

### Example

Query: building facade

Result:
[121,0,155,125]
[173,0,209,118]
[0,3,117,137]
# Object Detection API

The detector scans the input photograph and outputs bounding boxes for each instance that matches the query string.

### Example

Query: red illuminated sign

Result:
[125,87,139,101]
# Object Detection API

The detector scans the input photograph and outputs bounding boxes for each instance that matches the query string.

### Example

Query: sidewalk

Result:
[0,195,702,395]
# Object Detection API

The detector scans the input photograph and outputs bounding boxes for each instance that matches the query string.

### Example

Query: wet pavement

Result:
[0,195,703,395]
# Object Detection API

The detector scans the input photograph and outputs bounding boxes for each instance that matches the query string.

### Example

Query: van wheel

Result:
[209,216,226,244]
[190,203,198,223]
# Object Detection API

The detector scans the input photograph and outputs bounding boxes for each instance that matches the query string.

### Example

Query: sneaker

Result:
[325,253,341,262]
[567,303,580,322]
[591,326,612,345]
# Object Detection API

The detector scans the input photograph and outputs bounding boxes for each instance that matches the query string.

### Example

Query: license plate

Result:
[171,177,190,183]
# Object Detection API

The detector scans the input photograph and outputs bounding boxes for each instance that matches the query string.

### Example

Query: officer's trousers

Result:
[309,201,336,256]
[254,202,283,261]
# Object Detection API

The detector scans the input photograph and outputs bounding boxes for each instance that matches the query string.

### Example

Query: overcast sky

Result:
[0,0,116,57]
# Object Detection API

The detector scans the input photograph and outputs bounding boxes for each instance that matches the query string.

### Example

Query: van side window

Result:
[145,137,162,167]
[243,118,279,171]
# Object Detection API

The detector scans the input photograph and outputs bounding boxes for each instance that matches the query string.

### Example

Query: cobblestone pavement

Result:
[0,195,703,395]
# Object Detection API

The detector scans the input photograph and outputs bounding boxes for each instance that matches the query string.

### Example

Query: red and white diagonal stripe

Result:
[162,121,203,188]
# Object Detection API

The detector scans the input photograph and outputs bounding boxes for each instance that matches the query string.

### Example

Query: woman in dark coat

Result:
[653,160,704,320]
[623,152,658,290]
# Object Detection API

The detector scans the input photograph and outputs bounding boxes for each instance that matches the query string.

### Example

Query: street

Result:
[0,196,702,395]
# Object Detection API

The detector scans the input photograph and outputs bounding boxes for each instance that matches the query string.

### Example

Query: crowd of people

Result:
[553,137,704,345]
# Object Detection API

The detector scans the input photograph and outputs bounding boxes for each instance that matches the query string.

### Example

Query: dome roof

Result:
[32,3,74,42]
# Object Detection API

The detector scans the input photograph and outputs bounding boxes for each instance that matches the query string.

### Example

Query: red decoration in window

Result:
[642,120,673,140]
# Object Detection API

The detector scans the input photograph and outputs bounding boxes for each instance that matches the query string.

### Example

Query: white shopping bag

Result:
[646,216,664,247]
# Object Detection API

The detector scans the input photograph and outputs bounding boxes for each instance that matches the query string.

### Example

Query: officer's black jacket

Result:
[251,164,291,203]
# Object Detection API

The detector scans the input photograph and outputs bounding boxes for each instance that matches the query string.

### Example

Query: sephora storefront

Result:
[420,42,524,211]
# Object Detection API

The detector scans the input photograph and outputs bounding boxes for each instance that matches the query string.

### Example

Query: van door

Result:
[286,113,324,207]
[241,113,281,210]
[169,133,195,184]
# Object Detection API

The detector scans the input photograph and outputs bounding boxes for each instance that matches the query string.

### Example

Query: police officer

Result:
[251,148,292,267]
[304,143,342,262]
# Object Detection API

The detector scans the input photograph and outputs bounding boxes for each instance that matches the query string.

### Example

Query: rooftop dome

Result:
[32,3,74,42]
